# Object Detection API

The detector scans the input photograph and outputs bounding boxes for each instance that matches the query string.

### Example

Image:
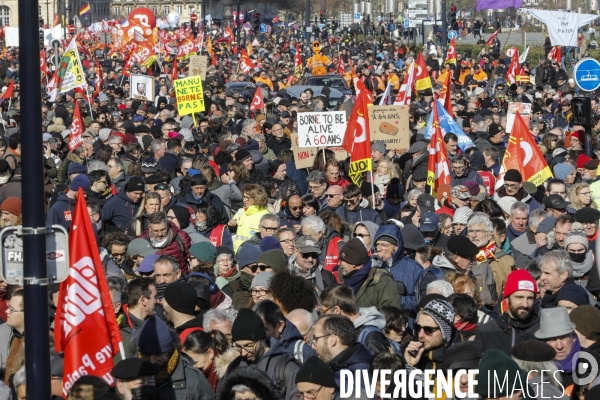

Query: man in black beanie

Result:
[219,308,301,400]
[295,356,337,400]
[162,281,205,343]
[495,168,542,211]
[102,175,145,231]
[181,173,229,223]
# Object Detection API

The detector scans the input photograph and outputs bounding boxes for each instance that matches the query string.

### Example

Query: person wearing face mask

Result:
[418,211,449,250]
[564,223,595,288]
[111,356,161,400]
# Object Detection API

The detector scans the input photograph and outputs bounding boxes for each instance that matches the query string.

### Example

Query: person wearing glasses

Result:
[5,289,25,390]
[335,184,382,226]
[221,308,301,400]
[494,169,542,213]
[288,236,337,294]
[294,356,337,400]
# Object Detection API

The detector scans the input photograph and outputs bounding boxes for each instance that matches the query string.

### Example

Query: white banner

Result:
[297,111,347,148]
[527,10,598,47]
[43,24,63,46]
[4,27,19,47]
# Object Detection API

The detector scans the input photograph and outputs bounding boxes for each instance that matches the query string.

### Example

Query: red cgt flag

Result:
[427,99,452,197]
[54,188,123,397]
[250,85,264,111]
[41,50,49,78]
[67,102,84,151]
[343,80,373,184]
[486,28,500,46]
[0,82,14,100]
[438,70,454,118]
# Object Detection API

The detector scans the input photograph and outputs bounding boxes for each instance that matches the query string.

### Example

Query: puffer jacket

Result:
[373,225,424,313]
[232,206,269,252]
[102,189,140,232]
[46,191,76,230]
[140,221,192,273]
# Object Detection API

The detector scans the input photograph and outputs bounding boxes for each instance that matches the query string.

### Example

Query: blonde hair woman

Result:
[568,182,597,210]
[374,159,399,194]
[127,192,163,236]
[228,184,269,251]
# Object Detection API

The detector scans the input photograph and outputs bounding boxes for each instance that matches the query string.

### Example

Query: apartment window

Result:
[177,6,182,14]
[189,6,195,14]
[163,6,170,15]
[151,6,158,14]
[114,6,121,15]
[126,6,133,14]
[0,6,9,26]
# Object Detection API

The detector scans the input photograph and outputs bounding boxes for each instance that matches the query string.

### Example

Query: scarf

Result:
[343,262,372,294]
[154,349,180,386]
[383,199,402,218]
[475,241,496,264]
[556,337,580,373]
[149,228,174,249]
[210,290,226,309]
[499,187,525,201]
[571,250,594,278]
[239,271,254,290]
[507,223,526,239]
[220,268,238,279]
[454,321,478,331]
[203,354,220,392]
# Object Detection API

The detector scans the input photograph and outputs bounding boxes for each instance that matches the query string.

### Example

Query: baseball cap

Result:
[419,212,440,232]
[295,236,321,254]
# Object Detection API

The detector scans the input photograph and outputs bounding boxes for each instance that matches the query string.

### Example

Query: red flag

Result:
[343,80,372,184]
[445,38,456,65]
[250,86,264,111]
[486,28,500,46]
[0,82,14,100]
[171,57,178,84]
[211,52,218,67]
[414,52,432,91]
[40,50,49,78]
[506,47,520,84]
[54,188,123,397]
[498,112,553,187]
[337,57,345,76]
[439,71,454,117]
[294,43,302,78]
[239,49,256,74]
[548,46,562,64]
[272,15,280,23]
[427,99,452,197]
[67,102,84,151]
[394,62,415,105]
[224,26,234,43]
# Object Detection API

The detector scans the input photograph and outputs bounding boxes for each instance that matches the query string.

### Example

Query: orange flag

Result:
[498,111,553,187]
[439,71,454,118]
[415,52,432,91]
[427,99,452,197]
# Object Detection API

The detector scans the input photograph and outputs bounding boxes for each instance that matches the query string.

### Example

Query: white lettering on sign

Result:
[297,111,347,148]
[7,251,22,262]
[61,256,103,336]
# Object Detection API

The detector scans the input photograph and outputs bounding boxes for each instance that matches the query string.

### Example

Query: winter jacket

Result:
[510,229,537,258]
[111,172,130,193]
[373,225,424,313]
[266,135,292,156]
[198,225,234,249]
[493,188,543,213]
[339,259,401,310]
[102,189,140,232]
[217,363,280,400]
[46,192,76,230]
[278,208,302,230]
[471,261,499,307]
[157,351,216,400]
[210,182,242,218]
[159,151,179,175]
[354,307,394,356]
[286,161,308,195]
[280,319,317,363]
[183,224,211,244]
[218,338,300,400]
[450,167,485,187]
[474,312,540,356]
[288,255,338,294]
[328,343,374,396]
[488,250,514,298]
[335,200,382,226]
[183,190,230,225]
[140,222,192,273]
[232,206,270,252]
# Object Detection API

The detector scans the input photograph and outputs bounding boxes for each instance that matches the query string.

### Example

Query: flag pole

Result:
[370,171,376,209]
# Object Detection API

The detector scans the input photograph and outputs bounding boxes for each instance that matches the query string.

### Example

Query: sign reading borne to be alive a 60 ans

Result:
[174,76,205,115]
[297,111,347,148]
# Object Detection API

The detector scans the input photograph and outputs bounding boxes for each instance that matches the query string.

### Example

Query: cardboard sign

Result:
[506,102,531,133]
[297,111,347,148]
[290,133,348,169]
[188,55,208,80]
[130,74,155,102]
[174,76,205,115]
[368,105,411,149]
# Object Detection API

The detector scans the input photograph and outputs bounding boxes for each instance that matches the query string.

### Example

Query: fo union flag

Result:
[497,111,552,188]
[427,100,451,197]
[54,188,123,397]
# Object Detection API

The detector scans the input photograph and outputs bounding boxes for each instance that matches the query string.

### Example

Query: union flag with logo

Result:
[427,99,452,197]
[343,80,373,185]
[250,85,265,111]
[54,189,123,397]
[68,102,84,151]
[445,38,457,65]
[415,52,432,91]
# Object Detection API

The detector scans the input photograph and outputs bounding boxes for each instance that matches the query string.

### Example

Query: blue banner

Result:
[424,101,475,153]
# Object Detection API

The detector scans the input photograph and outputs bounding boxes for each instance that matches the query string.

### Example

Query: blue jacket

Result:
[281,319,317,362]
[373,224,424,314]
[335,204,382,226]
[329,343,373,395]
[450,168,485,187]
[286,161,308,195]
[102,189,140,232]
[46,191,76,230]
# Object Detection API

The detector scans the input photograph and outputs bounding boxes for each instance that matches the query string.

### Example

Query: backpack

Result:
[415,266,445,303]
[292,340,305,364]
[272,354,300,397]
[357,325,401,355]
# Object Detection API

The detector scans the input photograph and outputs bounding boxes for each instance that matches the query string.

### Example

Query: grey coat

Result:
[157,353,216,400]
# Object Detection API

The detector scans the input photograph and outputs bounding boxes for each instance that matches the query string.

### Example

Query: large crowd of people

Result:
[0,15,600,400]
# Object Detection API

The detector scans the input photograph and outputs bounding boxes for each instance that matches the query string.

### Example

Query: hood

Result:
[56,191,74,204]
[214,348,241,378]
[261,337,289,359]
[353,307,386,330]
[248,149,264,164]
[184,189,212,206]
[181,115,194,129]
[118,187,139,205]
[432,254,457,270]
[281,319,304,343]
[354,221,379,250]
[373,224,405,263]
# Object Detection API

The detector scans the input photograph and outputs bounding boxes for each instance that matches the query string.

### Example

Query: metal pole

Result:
[19,0,51,398]
[305,0,310,40]
[47,0,50,27]
[441,0,447,58]
[236,0,240,53]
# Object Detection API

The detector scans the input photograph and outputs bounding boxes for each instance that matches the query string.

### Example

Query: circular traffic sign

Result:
[68,25,76,34]
[190,13,198,22]
[574,58,600,92]
[448,30,457,39]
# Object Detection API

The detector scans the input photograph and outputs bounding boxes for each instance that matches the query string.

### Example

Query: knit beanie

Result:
[503,269,538,299]
[556,284,590,307]
[418,299,455,342]
[339,238,369,265]
[476,349,529,399]
[295,356,337,387]
[452,207,473,225]
[232,308,267,342]
[553,163,574,180]
[189,242,217,264]
[137,316,175,354]
[564,222,589,251]
[258,249,288,273]
[237,243,262,269]
[235,149,252,162]
[250,271,274,289]
[70,175,91,191]
[170,205,191,229]
[0,197,22,217]
[163,281,197,316]
[270,160,284,175]
[469,151,485,169]
[125,176,145,192]
[504,169,522,183]
[260,236,282,252]
[570,305,600,341]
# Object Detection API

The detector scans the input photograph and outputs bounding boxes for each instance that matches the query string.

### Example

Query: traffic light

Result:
[320,10,326,23]
[252,12,261,33]
[450,5,457,28]
[39,29,45,49]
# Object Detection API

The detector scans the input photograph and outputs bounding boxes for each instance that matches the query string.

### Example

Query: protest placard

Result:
[188,55,208,80]
[368,105,411,149]
[291,133,348,169]
[174,76,205,115]
[297,111,347,148]
[506,102,531,133]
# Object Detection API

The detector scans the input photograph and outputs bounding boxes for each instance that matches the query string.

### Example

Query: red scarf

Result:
[210,290,226,309]
[476,241,496,264]
[454,321,478,331]
[220,268,237,278]
[203,353,220,391]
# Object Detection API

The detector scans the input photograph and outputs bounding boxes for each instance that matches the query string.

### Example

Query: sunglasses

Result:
[414,324,441,336]
[289,206,302,211]
[326,194,341,198]
[300,252,319,259]
[154,183,170,191]
[353,233,370,238]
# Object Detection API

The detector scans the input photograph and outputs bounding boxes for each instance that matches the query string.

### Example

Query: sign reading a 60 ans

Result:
[290,133,348,170]
[297,111,347,148]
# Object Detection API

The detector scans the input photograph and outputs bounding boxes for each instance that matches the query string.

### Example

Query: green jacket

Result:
[355,267,402,310]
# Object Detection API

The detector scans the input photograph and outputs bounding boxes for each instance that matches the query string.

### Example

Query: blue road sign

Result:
[259,23,268,33]
[354,13,361,21]
[574,58,600,92]
[448,30,457,39]
[404,19,410,28]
